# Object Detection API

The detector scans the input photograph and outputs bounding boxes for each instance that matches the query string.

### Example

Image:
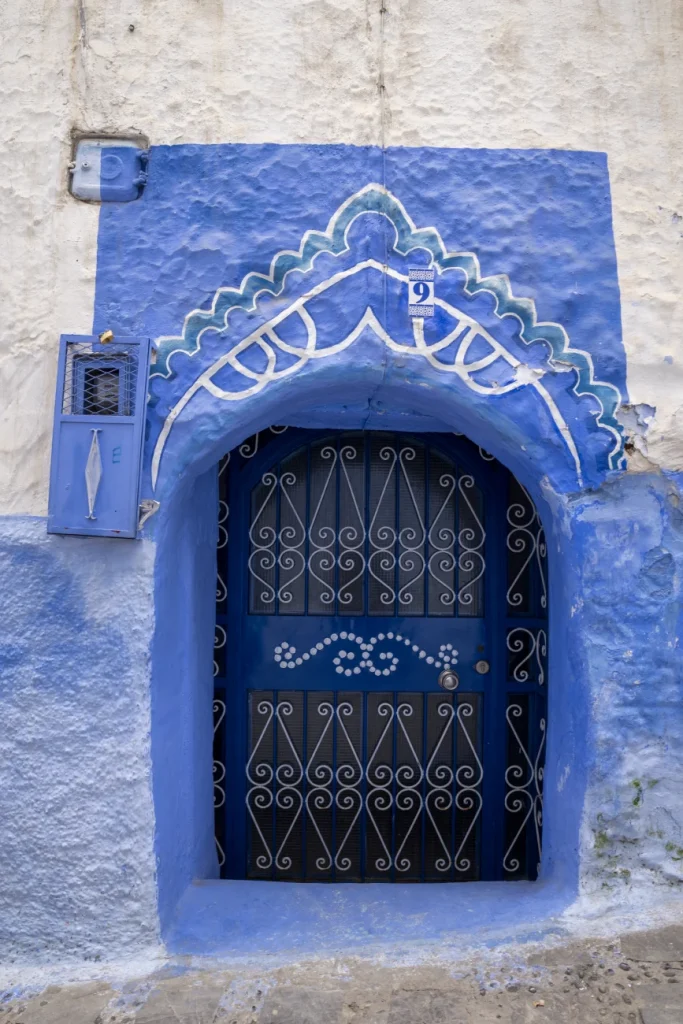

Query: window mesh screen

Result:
[62,342,138,416]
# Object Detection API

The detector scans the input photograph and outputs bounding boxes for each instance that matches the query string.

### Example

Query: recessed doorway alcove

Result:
[148,392,583,957]
[212,427,547,886]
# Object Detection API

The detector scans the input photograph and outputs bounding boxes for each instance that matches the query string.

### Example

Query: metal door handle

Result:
[437,669,459,691]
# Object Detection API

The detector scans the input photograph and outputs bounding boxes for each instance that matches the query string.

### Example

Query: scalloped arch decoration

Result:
[149,184,625,490]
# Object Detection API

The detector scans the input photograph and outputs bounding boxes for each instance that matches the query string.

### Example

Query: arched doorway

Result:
[212,427,547,883]
[142,177,627,939]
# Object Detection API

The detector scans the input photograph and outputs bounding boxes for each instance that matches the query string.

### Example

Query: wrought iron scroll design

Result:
[214,429,549,883]
[503,706,545,875]
[506,482,547,614]
[213,698,227,868]
[216,428,287,611]
[248,438,486,617]
[504,477,547,878]
[507,628,547,685]
[245,694,483,880]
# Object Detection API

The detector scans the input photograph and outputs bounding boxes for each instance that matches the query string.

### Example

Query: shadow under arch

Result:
[147,367,587,956]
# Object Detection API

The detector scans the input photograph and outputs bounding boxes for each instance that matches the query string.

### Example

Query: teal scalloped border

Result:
[151,183,624,470]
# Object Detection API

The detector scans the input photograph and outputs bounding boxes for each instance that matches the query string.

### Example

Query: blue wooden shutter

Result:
[47,335,152,538]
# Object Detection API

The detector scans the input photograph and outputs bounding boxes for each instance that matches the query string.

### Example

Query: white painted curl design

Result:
[216,429,289,606]
[213,698,227,868]
[213,625,226,678]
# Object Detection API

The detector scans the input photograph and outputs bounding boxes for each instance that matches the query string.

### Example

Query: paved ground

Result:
[3,926,683,1024]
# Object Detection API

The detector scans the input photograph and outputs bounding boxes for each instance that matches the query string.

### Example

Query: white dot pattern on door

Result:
[273,633,458,677]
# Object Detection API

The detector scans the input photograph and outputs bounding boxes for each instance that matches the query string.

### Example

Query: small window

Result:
[64,350,137,416]
[82,365,121,415]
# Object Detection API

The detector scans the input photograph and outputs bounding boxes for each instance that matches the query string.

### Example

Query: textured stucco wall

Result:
[0,519,158,963]
[572,473,683,896]
[1,0,682,514]
[93,137,681,956]
[1,0,683,971]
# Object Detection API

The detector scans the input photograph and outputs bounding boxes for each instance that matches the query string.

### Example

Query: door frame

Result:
[215,428,544,883]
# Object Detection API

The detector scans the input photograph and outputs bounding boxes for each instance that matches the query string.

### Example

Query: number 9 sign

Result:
[408,267,435,317]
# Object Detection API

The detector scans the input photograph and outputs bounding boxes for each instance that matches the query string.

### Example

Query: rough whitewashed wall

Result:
[1,0,682,967]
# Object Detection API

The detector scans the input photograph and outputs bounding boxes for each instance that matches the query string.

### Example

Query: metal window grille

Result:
[61,342,138,417]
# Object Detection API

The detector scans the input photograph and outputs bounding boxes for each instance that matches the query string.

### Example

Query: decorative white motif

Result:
[507,628,547,685]
[84,428,103,520]
[153,270,582,488]
[216,431,288,606]
[213,698,227,868]
[238,425,289,460]
[216,454,230,605]
[151,185,627,490]
[214,624,226,677]
[249,442,485,615]
[216,499,229,603]
[273,633,458,676]
[246,697,483,875]
[503,706,545,874]
[507,485,547,611]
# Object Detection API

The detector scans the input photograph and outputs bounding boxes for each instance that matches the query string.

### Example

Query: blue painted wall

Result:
[71,142,683,954]
[150,468,218,933]
[94,144,625,402]
[93,144,626,485]
[1,143,681,963]
[0,518,159,961]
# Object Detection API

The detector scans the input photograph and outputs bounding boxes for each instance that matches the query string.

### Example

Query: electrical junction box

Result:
[48,335,153,538]
[69,138,148,202]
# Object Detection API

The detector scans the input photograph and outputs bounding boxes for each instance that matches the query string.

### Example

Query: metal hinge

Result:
[138,499,160,530]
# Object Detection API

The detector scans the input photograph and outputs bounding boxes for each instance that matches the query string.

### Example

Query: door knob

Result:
[437,669,459,691]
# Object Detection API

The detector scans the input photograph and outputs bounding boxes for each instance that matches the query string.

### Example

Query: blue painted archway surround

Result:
[147,180,624,492]
[93,145,629,954]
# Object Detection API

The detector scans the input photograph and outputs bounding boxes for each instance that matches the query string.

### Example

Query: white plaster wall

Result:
[0,0,682,515]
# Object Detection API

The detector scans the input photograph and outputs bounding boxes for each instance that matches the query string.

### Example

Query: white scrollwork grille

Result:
[246,690,483,881]
[215,430,290,873]
[248,433,486,617]
[216,456,229,611]
[214,624,226,678]
[215,428,549,883]
[507,478,547,616]
[503,699,545,878]
[216,429,288,615]
[506,628,547,685]
[213,697,227,868]
[503,477,547,878]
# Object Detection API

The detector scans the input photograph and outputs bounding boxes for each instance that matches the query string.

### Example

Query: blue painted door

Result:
[214,430,547,882]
